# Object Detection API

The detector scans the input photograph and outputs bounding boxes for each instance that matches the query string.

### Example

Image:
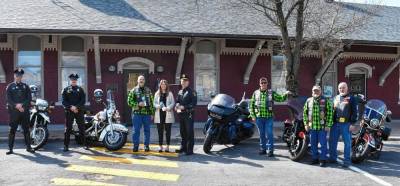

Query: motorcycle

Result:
[203,93,255,153]
[351,99,392,163]
[73,89,128,151]
[29,85,55,150]
[282,96,309,161]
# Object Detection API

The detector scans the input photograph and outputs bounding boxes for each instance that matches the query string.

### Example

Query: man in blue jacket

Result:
[329,82,358,167]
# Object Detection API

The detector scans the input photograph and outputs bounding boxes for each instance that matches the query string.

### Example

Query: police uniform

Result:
[329,93,358,165]
[6,68,34,154]
[175,74,197,155]
[62,73,87,151]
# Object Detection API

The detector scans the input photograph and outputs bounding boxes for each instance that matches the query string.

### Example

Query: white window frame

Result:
[14,35,44,97]
[57,36,89,105]
[194,39,220,105]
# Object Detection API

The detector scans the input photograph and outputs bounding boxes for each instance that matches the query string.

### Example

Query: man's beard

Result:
[312,93,320,98]
[339,92,347,96]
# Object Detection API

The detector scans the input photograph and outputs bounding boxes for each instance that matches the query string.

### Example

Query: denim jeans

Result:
[310,129,328,160]
[329,122,352,164]
[132,114,151,148]
[256,117,274,151]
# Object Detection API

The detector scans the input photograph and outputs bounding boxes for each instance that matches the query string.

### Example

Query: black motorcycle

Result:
[282,96,309,161]
[351,99,392,163]
[203,93,255,153]
[29,85,55,150]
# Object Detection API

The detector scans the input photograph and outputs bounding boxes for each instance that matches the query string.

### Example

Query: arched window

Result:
[17,35,42,96]
[195,40,218,102]
[60,36,87,95]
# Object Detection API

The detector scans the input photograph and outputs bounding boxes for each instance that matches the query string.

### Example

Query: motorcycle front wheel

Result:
[351,137,370,164]
[203,131,215,154]
[288,134,309,162]
[31,125,49,150]
[103,131,127,151]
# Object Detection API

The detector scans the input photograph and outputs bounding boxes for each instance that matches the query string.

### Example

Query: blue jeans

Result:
[329,122,351,164]
[310,130,328,160]
[256,117,274,151]
[132,114,151,147]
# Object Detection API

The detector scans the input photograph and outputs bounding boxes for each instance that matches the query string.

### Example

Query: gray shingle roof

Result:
[0,0,399,43]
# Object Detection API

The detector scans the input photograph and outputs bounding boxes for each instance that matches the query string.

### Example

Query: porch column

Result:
[243,40,266,84]
[175,37,189,84]
[315,47,343,85]
[0,59,5,83]
[379,56,400,86]
[93,36,102,83]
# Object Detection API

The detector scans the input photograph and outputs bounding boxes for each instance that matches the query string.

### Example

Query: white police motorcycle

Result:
[73,89,128,151]
[29,85,55,150]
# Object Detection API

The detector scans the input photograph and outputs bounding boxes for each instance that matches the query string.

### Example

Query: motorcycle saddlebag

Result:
[381,126,391,141]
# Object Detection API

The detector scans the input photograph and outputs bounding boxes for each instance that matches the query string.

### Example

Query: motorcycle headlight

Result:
[370,118,380,128]
[37,106,47,111]
[36,99,48,111]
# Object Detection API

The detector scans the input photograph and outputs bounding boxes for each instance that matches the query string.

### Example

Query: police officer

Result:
[127,75,154,152]
[175,74,197,155]
[329,82,358,167]
[249,77,289,157]
[303,85,333,167]
[6,68,35,155]
[62,73,87,152]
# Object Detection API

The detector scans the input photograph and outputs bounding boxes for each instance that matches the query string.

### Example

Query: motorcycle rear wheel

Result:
[30,125,49,150]
[288,135,309,162]
[351,138,371,164]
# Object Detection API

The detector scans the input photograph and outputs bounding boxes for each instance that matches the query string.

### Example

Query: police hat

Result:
[14,68,24,76]
[180,74,189,81]
[69,73,79,80]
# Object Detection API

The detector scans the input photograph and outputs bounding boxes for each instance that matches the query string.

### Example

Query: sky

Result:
[340,0,400,7]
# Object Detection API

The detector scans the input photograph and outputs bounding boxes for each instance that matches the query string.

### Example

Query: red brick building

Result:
[0,0,399,124]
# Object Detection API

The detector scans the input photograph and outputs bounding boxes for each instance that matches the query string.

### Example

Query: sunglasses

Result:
[260,82,267,84]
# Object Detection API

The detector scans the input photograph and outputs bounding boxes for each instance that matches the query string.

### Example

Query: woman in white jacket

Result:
[153,79,175,152]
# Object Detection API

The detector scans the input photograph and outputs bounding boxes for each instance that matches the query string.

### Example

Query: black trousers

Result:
[157,111,172,146]
[64,110,86,147]
[8,110,31,150]
[178,112,194,153]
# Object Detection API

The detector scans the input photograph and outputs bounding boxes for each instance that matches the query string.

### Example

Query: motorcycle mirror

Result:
[210,92,216,99]
[386,110,392,122]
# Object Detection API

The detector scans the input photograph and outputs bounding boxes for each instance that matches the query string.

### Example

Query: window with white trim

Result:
[59,36,87,99]
[17,35,42,96]
[195,40,217,102]
[271,44,287,94]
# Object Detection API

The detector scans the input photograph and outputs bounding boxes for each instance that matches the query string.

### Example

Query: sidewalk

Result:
[1,121,400,143]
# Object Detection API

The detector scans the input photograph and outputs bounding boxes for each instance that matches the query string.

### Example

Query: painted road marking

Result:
[337,159,393,186]
[51,178,124,186]
[125,143,180,149]
[92,147,179,157]
[66,165,180,182]
[80,155,179,168]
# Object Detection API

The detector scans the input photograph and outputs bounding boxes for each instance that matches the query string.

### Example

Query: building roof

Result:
[0,0,399,44]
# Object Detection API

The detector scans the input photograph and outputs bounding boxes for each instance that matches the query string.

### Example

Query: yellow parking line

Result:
[125,143,180,149]
[92,147,179,157]
[51,178,124,186]
[80,155,179,168]
[66,165,180,182]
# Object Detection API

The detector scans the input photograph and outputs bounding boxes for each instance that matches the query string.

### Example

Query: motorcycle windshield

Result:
[286,96,308,120]
[210,94,236,109]
[364,99,387,121]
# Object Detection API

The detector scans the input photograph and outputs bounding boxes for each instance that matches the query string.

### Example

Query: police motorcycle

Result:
[73,89,128,151]
[29,85,55,150]
[351,99,392,163]
[281,96,310,161]
[203,93,255,153]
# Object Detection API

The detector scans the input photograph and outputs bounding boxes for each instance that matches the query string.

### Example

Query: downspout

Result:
[243,40,266,84]
[175,37,189,84]
[315,48,343,85]
[379,56,400,86]
[93,36,102,83]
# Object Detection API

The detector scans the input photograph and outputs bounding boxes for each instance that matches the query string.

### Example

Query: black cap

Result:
[14,68,24,76]
[180,74,189,81]
[69,73,79,80]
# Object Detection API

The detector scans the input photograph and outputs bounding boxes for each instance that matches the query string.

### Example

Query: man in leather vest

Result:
[303,85,333,167]
[249,77,290,157]
[329,82,358,167]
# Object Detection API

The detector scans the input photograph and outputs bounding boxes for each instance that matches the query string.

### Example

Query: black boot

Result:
[26,148,35,153]
[7,133,15,155]
[82,135,89,150]
[144,145,150,152]
[24,131,34,153]
[63,145,69,152]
